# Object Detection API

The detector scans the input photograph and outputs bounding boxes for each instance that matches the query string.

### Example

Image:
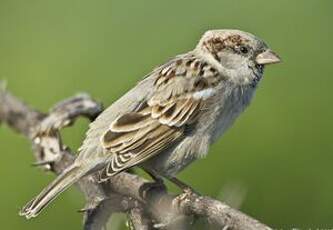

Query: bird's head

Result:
[196,29,281,86]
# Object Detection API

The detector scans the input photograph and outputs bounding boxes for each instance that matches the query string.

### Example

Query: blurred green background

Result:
[0,0,332,229]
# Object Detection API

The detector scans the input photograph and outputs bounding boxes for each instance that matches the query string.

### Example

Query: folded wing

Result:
[99,56,220,181]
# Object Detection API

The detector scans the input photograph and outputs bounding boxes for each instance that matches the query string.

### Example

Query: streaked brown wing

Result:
[99,118,184,181]
[99,56,219,181]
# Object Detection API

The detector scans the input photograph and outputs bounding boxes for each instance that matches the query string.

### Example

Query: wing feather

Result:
[98,55,221,181]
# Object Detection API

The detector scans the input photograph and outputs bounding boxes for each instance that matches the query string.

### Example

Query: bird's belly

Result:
[142,135,207,177]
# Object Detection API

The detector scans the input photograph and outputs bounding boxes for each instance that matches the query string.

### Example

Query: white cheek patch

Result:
[192,88,215,100]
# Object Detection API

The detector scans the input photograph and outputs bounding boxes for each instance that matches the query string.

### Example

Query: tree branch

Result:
[0,81,272,230]
[128,205,154,230]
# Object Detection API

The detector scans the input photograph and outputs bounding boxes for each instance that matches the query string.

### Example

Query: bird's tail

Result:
[19,165,87,219]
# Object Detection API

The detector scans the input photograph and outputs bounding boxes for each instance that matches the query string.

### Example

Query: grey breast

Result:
[144,81,256,177]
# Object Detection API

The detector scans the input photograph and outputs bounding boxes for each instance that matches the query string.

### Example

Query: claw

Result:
[31,160,54,167]
[77,208,90,213]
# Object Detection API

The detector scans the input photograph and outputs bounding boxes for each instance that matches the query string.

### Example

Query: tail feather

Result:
[19,166,86,219]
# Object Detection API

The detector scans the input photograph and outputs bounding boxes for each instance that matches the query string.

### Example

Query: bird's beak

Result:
[255,49,281,65]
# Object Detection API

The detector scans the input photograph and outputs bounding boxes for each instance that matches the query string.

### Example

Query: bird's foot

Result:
[139,179,167,199]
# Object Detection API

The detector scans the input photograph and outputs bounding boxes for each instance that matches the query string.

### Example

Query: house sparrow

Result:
[20,29,280,219]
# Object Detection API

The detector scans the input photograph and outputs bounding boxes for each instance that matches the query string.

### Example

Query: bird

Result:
[20,29,280,219]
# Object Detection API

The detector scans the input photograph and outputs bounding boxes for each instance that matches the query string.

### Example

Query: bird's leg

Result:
[139,168,167,199]
[167,176,200,195]
[143,168,164,184]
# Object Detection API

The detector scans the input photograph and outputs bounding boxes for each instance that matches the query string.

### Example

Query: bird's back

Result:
[76,53,194,163]
[77,75,156,162]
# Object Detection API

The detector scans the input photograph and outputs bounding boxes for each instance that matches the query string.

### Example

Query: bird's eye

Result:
[240,46,249,54]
